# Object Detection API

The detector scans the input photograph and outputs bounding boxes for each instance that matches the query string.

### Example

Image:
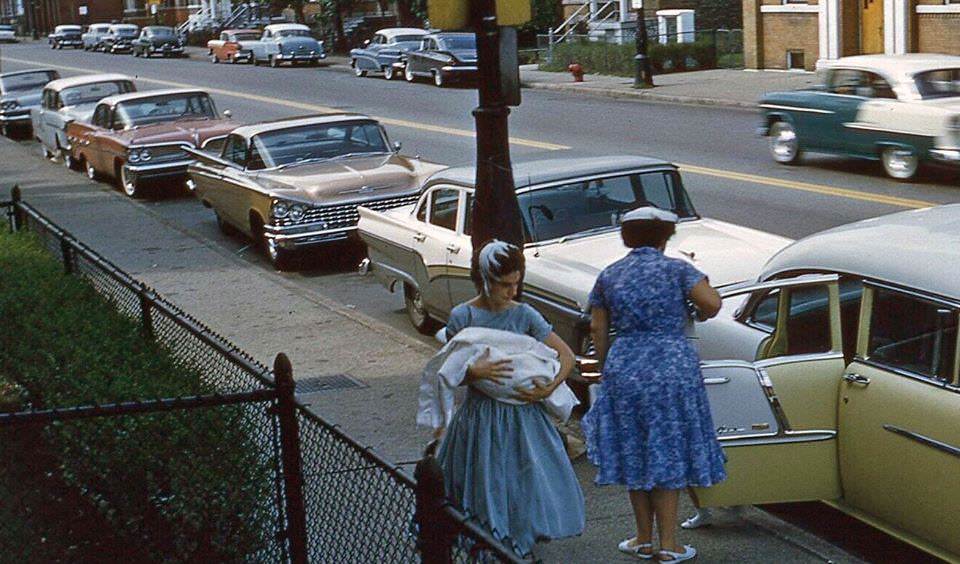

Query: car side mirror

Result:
[223,110,233,118]
[393,141,402,152]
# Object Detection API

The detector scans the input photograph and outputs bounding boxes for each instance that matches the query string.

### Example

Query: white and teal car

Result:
[759,54,960,180]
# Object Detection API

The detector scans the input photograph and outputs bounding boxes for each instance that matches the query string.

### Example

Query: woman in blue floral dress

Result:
[582,207,726,562]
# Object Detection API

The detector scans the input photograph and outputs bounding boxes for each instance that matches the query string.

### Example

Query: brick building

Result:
[744,0,960,71]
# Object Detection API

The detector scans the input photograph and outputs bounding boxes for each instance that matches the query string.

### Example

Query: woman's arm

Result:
[590,306,610,370]
[514,331,575,402]
[689,278,722,319]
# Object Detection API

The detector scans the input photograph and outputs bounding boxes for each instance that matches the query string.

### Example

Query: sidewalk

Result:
[1,135,863,563]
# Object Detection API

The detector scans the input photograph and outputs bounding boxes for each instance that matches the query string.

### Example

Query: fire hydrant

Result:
[568,63,584,82]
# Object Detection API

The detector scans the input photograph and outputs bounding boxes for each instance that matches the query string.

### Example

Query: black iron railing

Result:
[1,185,528,563]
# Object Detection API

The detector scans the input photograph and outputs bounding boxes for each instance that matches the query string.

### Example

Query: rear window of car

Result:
[60,81,134,107]
[0,71,58,94]
[914,68,960,100]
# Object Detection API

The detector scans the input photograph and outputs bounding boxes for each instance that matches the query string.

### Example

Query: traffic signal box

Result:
[427,0,531,29]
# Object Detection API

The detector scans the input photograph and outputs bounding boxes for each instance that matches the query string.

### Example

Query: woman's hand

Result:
[466,348,513,385]
[514,380,555,403]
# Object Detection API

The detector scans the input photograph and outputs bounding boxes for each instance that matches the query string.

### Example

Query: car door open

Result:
[694,273,845,507]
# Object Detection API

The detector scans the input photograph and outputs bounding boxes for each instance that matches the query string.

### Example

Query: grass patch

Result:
[0,228,279,561]
[540,38,721,77]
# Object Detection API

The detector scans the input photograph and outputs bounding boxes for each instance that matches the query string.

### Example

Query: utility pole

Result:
[469,0,524,279]
[633,0,654,88]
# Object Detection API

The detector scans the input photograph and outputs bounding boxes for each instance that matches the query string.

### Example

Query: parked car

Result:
[32,74,135,165]
[403,32,477,87]
[47,24,83,49]
[689,204,960,562]
[100,23,139,53]
[206,28,261,64]
[1,69,60,136]
[132,26,184,58]
[759,54,960,181]
[186,113,445,269]
[248,23,325,67]
[82,23,111,50]
[0,24,17,43]
[65,88,236,197]
[350,27,428,80]
[357,156,791,354]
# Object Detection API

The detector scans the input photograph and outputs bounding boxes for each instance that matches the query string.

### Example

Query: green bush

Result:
[540,38,719,77]
[0,230,277,561]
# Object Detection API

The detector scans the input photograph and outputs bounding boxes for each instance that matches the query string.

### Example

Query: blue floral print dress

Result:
[582,247,727,491]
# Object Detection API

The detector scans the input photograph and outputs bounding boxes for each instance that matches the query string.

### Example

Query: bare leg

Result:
[651,488,681,555]
[627,489,654,554]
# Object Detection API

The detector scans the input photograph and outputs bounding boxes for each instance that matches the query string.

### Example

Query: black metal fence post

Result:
[138,285,154,340]
[11,185,23,232]
[274,353,308,564]
[415,440,454,564]
[60,236,74,275]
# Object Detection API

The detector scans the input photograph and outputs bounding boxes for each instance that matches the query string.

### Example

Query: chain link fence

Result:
[1,188,528,563]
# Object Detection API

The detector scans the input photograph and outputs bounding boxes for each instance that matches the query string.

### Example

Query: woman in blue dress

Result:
[582,207,726,562]
[436,240,586,556]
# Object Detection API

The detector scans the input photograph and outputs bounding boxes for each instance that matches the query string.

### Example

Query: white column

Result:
[620,0,630,23]
[818,0,841,62]
[884,0,908,53]
[590,0,599,19]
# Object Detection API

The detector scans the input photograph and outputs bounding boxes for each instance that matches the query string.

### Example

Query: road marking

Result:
[0,56,569,151]
[677,163,936,209]
[0,56,946,209]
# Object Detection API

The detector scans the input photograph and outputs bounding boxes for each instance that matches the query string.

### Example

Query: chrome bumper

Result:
[124,159,194,179]
[930,148,960,163]
[440,65,478,73]
[265,223,355,249]
[0,113,31,124]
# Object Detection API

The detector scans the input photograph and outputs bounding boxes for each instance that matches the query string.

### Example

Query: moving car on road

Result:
[690,204,960,562]
[100,24,139,54]
[207,28,261,64]
[248,23,325,67]
[32,74,135,164]
[350,27,428,80]
[357,156,791,353]
[759,54,960,181]
[1,69,60,136]
[187,113,445,269]
[82,23,111,50]
[0,24,17,43]
[48,24,83,49]
[66,88,236,197]
[403,32,477,87]
[132,26,184,58]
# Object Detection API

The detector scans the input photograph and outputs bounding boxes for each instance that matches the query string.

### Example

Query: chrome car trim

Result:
[864,279,960,309]
[930,148,960,162]
[719,273,840,300]
[842,122,935,137]
[125,159,194,172]
[883,424,960,458]
[755,351,845,369]
[129,141,195,150]
[853,358,960,394]
[265,224,354,240]
[0,114,31,122]
[440,65,478,72]
[718,429,836,447]
[759,103,835,115]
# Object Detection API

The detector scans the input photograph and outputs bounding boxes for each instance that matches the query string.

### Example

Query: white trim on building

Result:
[760,4,819,12]
[915,4,960,12]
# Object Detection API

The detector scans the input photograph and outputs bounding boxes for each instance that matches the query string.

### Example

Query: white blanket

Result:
[417,327,580,429]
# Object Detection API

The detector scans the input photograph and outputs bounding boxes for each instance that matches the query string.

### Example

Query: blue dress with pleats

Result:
[582,247,727,491]
[436,303,585,555]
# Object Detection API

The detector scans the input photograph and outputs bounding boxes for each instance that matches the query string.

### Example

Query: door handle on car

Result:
[446,244,460,254]
[413,232,426,243]
[842,373,871,386]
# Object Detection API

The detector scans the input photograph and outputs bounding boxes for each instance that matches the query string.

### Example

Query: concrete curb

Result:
[520,79,758,109]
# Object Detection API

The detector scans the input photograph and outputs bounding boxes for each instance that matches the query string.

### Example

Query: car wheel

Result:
[433,70,444,88]
[85,160,99,181]
[269,55,279,68]
[353,60,367,77]
[119,164,140,198]
[404,283,437,334]
[405,65,416,83]
[64,151,78,170]
[40,143,53,159]
[50,41,56,49]
[383,65,395,80]
[768,121,801,165]
[881,147,919,181]
[211,53,219,63]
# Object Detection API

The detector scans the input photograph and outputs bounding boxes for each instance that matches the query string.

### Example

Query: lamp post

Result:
[632,0,654,88]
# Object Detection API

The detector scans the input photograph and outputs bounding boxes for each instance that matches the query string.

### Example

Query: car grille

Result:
[276,192,420,229]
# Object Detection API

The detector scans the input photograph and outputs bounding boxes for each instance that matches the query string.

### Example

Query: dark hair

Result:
[471,240,525,293]
[621,219,676,249]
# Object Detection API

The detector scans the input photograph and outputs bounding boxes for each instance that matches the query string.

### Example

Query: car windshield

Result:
[394,35,424,43]
[148,28,175,37]
[0,71,57,94]
[113,28,138,36]
[251,121,390,169]
[439,36,475,50]
[114,93,217,128]
[58,26,81,33]
[276,29,310,38]
[235,32,259,41]
[61,81,134,107]
[518,170,697,243]
[914,68,960,99]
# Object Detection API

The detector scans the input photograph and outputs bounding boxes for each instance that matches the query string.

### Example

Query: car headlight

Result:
[128,151,140,163]
[271,200,290,219]
[288,205,306,222]
[139,148,151,162]
[1,100,19,112]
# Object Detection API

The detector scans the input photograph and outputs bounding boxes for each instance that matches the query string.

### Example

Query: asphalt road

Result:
[0,43,951,562]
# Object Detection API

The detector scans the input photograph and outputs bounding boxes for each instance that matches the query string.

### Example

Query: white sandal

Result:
[618,538,655,560]
[658,545,697,562]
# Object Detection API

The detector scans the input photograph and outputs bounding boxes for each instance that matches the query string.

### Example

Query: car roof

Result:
[98,88,207,106]
[427,32,475,39]
[231,113,377,138]
[55,25,82,30]
[424,155,675,190]
[109,23,138,29]
[375,27,428,38]
[761,204,960,299]
[819,54,960,79]
[45,73,132,92]
[1,68,58,79]
[223,28,260,34]
[143,26,174,31]
[265,23,309,32]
